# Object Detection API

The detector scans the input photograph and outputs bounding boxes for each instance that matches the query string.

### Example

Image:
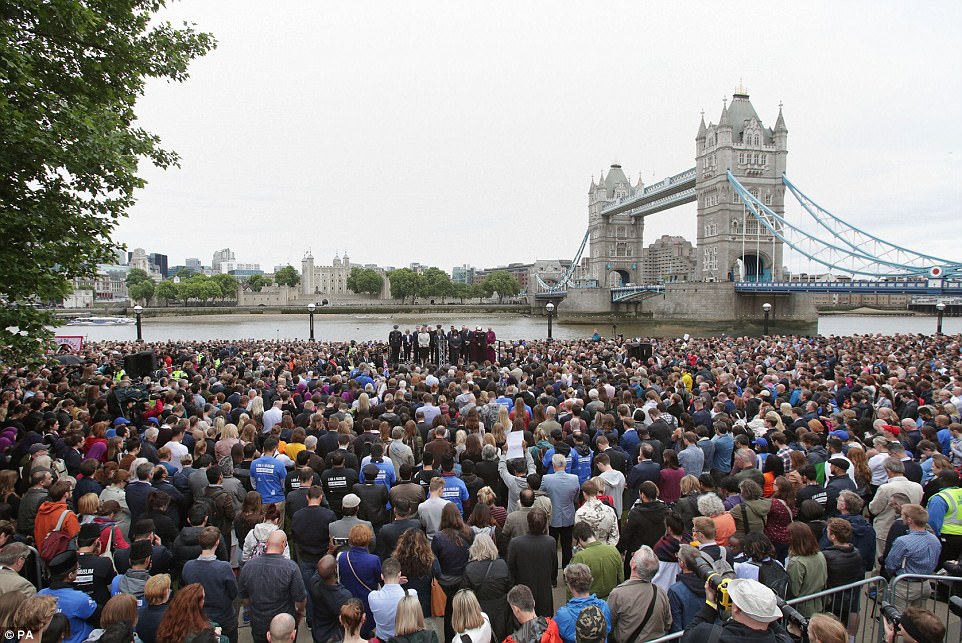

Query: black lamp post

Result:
[308,302,316,341]
[133,305,143,342]
[762,302,772,336]
[545,302,555,340]
[936,301,946,336]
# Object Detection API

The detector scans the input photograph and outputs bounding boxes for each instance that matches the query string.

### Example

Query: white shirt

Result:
[167,441,188,471]
[868,452,890,486]
[262,406,283,433]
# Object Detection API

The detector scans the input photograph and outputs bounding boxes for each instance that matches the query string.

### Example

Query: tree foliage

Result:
[420,267,454,302]
[274,265,300,288]
[125,268,152,287]
[0,1,215,364]
[346,267,383,297]
[245,274,271,292]
[483,272,521,303]
[387,268,421,304]
[155,280,178,306]
[210,273,239,301]
[127,279,154,305]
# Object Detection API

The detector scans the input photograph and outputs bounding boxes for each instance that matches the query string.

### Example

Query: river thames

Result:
[57,313,960,343]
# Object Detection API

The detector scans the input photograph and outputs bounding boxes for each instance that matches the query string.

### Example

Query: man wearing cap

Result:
[329,494,375,554]
[679,576,791,643]
[553,563,611,643]
[39,550,98,643]
[73,523,115,616]
[825,458,857,512]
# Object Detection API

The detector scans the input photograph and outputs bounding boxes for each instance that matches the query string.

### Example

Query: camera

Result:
[691,554,735,612]
[880,601,902,627]
[777,598,809,633]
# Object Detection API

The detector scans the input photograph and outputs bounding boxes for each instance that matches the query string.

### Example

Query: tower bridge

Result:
[533,85,961,323]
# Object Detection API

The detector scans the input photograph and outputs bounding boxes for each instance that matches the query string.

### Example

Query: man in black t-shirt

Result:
[321,452,358,516]
[73,524,114,624]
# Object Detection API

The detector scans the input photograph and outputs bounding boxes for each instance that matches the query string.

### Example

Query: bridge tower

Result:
[586,164,646,287]
[695,85,788,282]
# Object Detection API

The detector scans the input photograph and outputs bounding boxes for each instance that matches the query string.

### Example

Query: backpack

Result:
[699,548,734,578]
[39,510,77,564]
[50,458,68,481]
[248,538,268,561]
[194,489,228,525]
[751,558,790,599]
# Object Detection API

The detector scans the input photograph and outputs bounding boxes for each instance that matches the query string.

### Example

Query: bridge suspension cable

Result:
[781,174,961,275]
[535,228,590,293]
[727,172,954,280]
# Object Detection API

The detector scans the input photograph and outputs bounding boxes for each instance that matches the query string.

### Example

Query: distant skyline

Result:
[115,2,962,273]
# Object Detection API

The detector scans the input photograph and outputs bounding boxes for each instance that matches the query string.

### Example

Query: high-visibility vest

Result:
[936,487,962,535]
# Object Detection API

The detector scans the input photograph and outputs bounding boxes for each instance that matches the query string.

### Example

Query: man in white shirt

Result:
[368,558,416,641]
[166,424,188,472]
[262,400,284,434]
[417,477,450,539]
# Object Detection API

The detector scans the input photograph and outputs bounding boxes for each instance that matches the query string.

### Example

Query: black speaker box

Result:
[124,351,157,379]
[627,342,653,361]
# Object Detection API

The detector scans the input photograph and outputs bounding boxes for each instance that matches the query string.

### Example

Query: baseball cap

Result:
[342,493,361,509]
[575,604,607,643]
[829,457,851,472]
[47,550,78,577]
[829,430,850,441]
[752,438,768,448]
[29,443,48,454]
[726,578,782,623]
[113,417,130,426]
[147,417,160,425]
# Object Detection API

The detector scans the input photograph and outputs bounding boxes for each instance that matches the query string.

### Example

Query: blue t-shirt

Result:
[440,474,469,514]
[251,454,287,503]
[39,586,96,643]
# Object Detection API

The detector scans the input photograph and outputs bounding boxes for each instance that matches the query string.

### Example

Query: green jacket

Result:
[569,541,624,599]
[786,552,827,618]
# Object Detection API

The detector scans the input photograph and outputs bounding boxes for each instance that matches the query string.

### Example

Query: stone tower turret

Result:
[695,85,787,283]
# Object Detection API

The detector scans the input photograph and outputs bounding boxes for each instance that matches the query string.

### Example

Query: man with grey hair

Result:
[541,453,581,568]
[266,613,296,642]
[540,406,562,436]
[607,545,670,643]
[0,542,36,596]
[869,456,922,572]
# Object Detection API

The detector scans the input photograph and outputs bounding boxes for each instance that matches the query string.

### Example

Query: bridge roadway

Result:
[600,167,696,217]
[735,280,962,295]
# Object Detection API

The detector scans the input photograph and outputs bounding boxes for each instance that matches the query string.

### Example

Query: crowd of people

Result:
[0,329,959,643]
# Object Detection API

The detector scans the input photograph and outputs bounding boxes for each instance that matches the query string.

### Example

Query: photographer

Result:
[881,606,945,643]
[679,577,792,643]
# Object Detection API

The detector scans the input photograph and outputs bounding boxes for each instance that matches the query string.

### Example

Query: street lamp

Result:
[545,302,555,340]
[936,301,946,336]
[762,302,772,336]
[133,305,143,342]
[307,302,316,341]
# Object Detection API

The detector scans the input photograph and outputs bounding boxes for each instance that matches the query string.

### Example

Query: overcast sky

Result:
[115,1,962,274]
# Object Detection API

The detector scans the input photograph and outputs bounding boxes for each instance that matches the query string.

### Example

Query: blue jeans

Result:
[298,559,317,629]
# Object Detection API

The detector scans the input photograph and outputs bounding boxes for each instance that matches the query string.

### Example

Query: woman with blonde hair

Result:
[451,589,491,643]
[138,573,171,643]
[13,595,57,641]
[764,411,785,432]
[807,613,847,643]
[214,424,239,461]
[391,595,438,643]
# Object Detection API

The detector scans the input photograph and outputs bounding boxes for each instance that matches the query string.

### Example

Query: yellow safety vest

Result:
[936,487,962,535]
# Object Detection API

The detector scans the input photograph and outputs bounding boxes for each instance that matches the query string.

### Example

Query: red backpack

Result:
[39,510,76,564]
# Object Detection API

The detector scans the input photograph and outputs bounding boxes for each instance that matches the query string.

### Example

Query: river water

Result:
[57,313,960,343]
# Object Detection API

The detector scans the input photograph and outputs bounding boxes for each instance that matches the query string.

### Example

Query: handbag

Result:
[431,578,446,618]
[346,551,375,593]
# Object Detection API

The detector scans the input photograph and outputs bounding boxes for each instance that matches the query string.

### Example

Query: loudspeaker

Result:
[627,342,653,361]
[124,351,157,379]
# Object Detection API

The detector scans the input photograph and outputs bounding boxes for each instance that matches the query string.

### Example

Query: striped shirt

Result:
[885,529,942,576]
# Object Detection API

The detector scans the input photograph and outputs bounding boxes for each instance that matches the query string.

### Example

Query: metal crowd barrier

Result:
[641,576,890,643]
[886,573,962,643]
[783,576,888,643]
